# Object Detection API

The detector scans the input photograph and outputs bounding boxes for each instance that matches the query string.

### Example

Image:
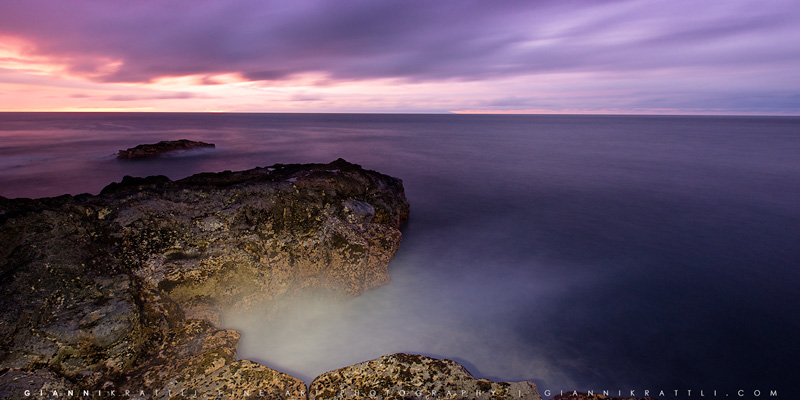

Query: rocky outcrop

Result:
[98,158,408,323]
[0,159,408,398]
[0,159,547,400]
[310,354,542,400]
[116,139,215,159]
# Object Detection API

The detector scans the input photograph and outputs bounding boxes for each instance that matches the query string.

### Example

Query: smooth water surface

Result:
[2,113,798,398]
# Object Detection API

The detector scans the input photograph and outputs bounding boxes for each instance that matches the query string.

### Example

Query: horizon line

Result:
[0,110,797,117]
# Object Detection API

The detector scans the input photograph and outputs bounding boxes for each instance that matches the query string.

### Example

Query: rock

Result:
[0,205,147,386]
[116,139,215,159]
[309,353,542,400]
[0,370,73,400]
[342,199,375,224]
[0,159,545,400]
[0,159,409,397]
[118,320,306,400]
[104,158,409,321]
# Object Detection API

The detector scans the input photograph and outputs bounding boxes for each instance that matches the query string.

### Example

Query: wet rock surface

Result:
[116,139,215,159]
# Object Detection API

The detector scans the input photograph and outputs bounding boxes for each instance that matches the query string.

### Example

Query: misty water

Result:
[1,113,799,398]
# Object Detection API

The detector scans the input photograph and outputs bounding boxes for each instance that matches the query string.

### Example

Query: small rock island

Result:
[117,139,215,159]
[0,159,548,399]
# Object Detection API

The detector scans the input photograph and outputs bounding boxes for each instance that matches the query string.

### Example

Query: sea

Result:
[1,112,798,399]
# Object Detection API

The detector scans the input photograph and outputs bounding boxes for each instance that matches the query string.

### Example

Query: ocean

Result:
[1,112,798,398]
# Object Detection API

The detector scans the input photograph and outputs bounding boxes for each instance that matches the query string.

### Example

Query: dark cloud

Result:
[244,70,292,82]
[107,92,196,101]
[0,0,798,93]
[291,94,323,102]
[486,96,543,108]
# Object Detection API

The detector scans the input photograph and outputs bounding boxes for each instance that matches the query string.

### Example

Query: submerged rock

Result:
[309,353,542,400]
[116,139,215,159]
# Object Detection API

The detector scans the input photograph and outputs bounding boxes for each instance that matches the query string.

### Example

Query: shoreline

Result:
[0,159,546,400]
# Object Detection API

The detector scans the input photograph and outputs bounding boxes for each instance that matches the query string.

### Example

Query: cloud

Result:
[291,94,323,102]
[1,0,798,85]
[106,91,197,101]
[0,0,798,113]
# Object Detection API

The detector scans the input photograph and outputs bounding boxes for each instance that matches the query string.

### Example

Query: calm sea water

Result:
[1,113,799,398]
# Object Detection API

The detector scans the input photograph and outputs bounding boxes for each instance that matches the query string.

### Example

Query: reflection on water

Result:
[1,113,799,397]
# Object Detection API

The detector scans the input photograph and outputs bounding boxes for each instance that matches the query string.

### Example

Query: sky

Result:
[0,0,798,114]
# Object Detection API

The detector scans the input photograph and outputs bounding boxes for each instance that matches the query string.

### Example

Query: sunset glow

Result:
[0,0,798,114]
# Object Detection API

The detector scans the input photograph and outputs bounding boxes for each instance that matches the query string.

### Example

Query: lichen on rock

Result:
[309,353,542,400]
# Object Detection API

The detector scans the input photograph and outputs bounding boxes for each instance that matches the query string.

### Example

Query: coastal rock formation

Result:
[0,159,547,399]
[0,159,408,398]
[116,139,215,159]
[309,354,542,400]
[98,158,409,323]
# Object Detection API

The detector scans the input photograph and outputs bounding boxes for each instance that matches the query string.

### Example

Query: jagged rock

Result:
[309,353,542,400]
[0,159,408,398]
[119,320,306,400]
[116,139,215,159]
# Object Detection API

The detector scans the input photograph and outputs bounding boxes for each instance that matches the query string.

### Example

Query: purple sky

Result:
[1,0,798,113]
